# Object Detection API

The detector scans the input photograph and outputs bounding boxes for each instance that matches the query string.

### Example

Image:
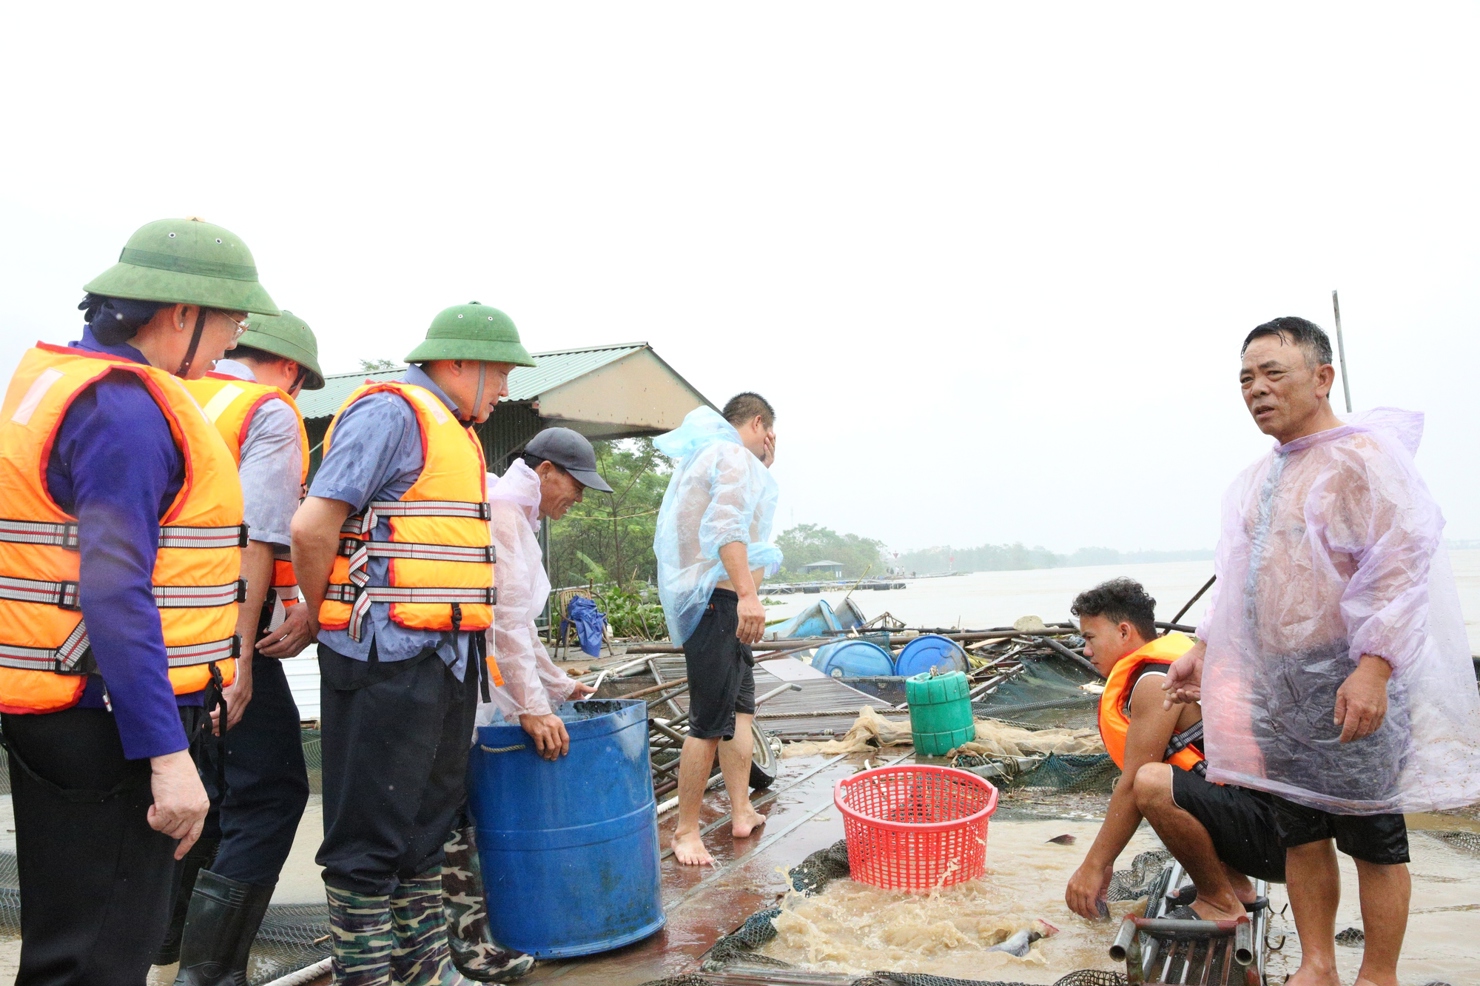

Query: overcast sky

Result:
[2,4,1476,556]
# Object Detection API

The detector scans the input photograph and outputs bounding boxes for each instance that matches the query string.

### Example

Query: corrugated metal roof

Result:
[297,342,647,420]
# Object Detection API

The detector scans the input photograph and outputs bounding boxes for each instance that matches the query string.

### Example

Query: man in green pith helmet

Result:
[163,310,324,985]
[0,218,273,985]
[291,303,535,986]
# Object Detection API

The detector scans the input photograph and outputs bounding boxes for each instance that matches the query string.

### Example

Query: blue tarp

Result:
[561,596,608,657]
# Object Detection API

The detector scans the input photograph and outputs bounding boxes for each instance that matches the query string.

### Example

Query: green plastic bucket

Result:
[906,671,975,756]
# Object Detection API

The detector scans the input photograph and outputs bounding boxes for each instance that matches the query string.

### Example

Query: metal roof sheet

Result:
[296,342,647,420]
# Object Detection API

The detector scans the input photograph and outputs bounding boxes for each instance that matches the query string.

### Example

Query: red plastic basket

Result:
[834,764,999,891]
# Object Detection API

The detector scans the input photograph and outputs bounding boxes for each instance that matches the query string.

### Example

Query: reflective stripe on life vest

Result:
[0,344,244,713]
[1098,631,1205,773]
[318,381,495,642]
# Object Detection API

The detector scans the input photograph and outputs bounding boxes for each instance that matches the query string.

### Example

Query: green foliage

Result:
[358,358,401,371]
[775,524,887,580]
[570,551,666,640]
[546,438,670,591]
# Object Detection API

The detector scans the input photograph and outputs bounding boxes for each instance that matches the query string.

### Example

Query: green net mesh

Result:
[0,732,334,985]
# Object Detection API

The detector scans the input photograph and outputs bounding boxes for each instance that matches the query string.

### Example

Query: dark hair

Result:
[228,345,291,367]
[722,392,775,428]
[1241,316,1333,369]
[1071,578,1158,642]
[78,294,164,346]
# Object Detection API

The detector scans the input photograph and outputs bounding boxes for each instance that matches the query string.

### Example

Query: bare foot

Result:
[1188,896,1249,923]
[731,805,767,839]
[1285,963,1341,986]
[671,829,714,866]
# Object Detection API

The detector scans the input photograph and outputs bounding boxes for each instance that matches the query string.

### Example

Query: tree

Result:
[545,438,671,589]
[358,358,400,371]
[775,524,887,579]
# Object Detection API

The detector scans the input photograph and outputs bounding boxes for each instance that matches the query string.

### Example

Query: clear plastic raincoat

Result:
[476,462,577,729]
[653,407,781,645]
[1198,408,1480,814]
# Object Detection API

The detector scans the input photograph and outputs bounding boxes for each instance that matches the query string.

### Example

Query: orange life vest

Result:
[1098,632,1205,773]
[0,344,245,714]
[184,372,309,611]
[318,381,495,642]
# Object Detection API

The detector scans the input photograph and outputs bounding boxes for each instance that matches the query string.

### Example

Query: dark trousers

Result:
[315,642,477,896]
[200,652,311,885]
[3,705,204,986]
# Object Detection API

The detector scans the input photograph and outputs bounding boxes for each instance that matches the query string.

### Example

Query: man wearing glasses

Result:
[0,218,275,985]
[164,310,326,985]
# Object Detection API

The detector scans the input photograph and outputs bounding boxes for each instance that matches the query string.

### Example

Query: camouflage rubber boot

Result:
[325,884,395,986]
[389,867,472,986]
[442,826,535,982]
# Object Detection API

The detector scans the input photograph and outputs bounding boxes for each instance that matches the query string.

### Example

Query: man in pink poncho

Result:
[1164,317,1480,986]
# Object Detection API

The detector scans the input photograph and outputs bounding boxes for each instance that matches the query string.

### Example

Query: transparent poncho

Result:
[1198,408,1480,814]
[653,407,781,645]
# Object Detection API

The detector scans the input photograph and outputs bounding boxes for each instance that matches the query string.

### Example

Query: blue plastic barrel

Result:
[467,699,664,958]
[813,639,895,677]
[895,634,969,678]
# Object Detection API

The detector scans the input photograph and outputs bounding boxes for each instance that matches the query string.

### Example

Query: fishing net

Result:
[684,838,1159,986]
[1425,829,1480,855]
[0,730,335,985]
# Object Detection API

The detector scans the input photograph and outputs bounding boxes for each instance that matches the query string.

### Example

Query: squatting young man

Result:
[1065,578,1283,924]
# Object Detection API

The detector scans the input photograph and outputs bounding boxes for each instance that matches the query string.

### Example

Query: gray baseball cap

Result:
[524,427,613,493]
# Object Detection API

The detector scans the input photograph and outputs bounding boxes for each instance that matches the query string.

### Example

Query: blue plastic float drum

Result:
[466,699,664,958]
[812,638,895,677]
[894,634,969,678]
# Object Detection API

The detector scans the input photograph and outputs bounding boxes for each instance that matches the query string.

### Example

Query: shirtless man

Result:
[652,394,781,866]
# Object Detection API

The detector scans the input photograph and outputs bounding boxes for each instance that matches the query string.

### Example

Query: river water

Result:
[761,552,1480,984]
[762,549,1480,653]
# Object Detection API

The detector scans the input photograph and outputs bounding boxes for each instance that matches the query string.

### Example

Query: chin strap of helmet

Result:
[469,361,487,423]
[174,307,209,379]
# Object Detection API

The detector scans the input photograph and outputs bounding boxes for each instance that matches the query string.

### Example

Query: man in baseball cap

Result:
[440,428,610,981]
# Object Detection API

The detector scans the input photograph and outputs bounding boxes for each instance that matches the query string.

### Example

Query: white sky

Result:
[2,4,1476,555]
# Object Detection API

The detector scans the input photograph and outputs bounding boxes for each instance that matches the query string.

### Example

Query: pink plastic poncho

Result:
[1198,408,1480,814]
[475,462,577,730]
[653,407,781,645]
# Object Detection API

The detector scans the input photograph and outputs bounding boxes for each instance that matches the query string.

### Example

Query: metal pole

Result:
[1332,289,1353,413]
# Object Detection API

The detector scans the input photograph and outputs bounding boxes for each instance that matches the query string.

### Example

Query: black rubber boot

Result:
[156,837,220,966]
[172,869,275,986]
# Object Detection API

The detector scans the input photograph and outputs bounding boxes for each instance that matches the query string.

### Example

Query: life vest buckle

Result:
[236,524,250,548]
[60,522,80,551]
[55,580,81,611]
[235,579,248,604]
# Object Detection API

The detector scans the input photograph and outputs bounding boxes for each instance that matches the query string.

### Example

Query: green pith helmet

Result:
[239,310,325,389]
[83,217,279,315]
[403,302,536,367]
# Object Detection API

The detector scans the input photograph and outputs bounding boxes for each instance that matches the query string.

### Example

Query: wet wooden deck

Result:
[298,750,868,986]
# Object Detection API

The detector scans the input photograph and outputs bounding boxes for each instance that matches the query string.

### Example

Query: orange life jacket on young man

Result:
[1098,631,1206,774]
[184,372,310,613]
[317,380,495,642]
[0,344,245,714]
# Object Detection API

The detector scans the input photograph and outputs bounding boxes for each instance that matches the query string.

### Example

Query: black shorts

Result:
[682,589,755,741]
[1171,767,1287,883]
[1266,794,1409,866]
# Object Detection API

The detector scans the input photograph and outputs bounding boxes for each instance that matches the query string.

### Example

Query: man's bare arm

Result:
[290,496,354,638]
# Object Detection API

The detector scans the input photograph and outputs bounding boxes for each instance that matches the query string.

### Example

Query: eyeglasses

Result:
[212,309,250,342]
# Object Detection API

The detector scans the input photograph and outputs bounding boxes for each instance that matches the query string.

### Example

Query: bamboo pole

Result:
[1332,289,1353,413]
